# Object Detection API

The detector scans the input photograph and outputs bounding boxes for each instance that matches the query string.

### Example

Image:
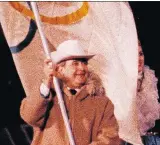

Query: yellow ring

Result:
[9,2,89,25]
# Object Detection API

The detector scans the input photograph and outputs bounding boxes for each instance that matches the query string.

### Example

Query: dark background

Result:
[0,2,160,131]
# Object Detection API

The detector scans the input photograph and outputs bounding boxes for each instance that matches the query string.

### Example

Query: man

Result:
[20,40,120,145]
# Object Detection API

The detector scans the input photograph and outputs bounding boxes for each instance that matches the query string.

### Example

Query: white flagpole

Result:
[30,2,76,145]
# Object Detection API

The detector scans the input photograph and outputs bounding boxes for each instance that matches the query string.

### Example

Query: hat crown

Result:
[50,39,94,64]
[57,40,86,55]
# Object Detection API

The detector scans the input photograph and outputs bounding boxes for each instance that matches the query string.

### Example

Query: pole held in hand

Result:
[30,2,76,145]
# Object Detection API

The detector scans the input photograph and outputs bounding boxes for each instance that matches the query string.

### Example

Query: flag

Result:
[0,2,142,144]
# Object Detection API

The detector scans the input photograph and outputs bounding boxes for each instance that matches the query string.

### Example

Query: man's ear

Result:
[55,65,63,78]
[55,65,62,72]
[55,65,58,72]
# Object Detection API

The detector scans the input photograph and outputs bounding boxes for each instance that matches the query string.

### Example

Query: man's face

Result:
[57,58,89,88]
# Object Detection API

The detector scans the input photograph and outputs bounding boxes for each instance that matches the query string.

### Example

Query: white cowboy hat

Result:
[50,40,95,64]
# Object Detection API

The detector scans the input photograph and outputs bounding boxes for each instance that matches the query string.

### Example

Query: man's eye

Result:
[81,61,88,65]
[73,61,79,65]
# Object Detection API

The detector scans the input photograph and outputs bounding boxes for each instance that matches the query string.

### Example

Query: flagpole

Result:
[30,2,76,145]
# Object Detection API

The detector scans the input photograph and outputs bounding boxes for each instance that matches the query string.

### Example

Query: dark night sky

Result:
[130,2,160,67]
[0,2,160,130]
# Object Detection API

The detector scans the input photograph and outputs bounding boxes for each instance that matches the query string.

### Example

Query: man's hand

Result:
[43,58,55,88]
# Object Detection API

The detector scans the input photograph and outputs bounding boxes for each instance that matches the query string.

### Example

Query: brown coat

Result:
[20,72,120,145]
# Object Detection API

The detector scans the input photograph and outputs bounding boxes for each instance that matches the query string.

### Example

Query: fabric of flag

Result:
[0,2,142,144]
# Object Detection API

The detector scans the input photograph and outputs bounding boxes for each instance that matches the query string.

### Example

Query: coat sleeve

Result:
[89,98,121,145]
[20,91,53,128]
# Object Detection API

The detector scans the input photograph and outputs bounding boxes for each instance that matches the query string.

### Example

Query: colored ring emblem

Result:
[9,2,89,25]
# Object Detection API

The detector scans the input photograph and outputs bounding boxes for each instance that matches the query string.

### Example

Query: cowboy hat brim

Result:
[51,52,95,64]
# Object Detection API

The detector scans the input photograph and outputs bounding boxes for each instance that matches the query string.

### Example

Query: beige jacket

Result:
[20,72,120,145]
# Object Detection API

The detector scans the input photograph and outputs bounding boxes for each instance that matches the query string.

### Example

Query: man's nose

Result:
[77,62,85,70]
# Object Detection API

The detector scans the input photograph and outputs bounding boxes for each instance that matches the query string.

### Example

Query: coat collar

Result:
[61,71,105,101]
[63,85,89,101]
